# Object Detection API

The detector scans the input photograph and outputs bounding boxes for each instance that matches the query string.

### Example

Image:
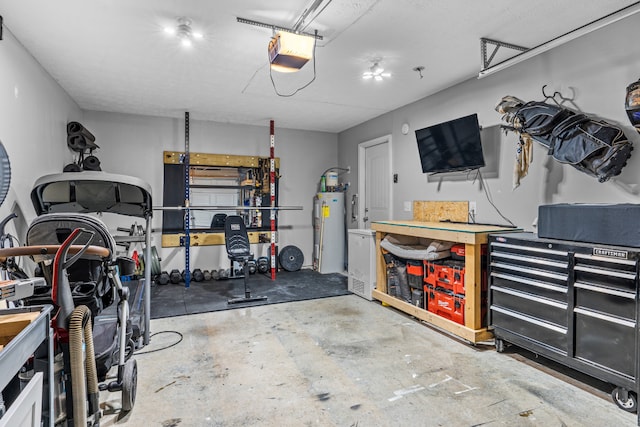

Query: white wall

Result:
[0,26,81,247]
[83,111,338,272]
[4,12,639,274]
[0,24,337,275]
[339,14,640,231]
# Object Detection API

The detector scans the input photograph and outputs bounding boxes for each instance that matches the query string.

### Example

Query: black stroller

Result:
[20,171,153,424]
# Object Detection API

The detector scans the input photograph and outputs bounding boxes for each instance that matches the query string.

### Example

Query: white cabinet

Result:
[347,229,376,300]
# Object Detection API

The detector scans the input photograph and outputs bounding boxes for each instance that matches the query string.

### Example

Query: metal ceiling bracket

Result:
[236,17,323,40]
[480,38,528,71]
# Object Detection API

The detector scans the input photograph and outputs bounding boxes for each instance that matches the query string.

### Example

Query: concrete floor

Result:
[100,295,636,426]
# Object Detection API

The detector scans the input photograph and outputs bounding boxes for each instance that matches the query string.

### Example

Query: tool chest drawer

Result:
[491,285,567,326]
[490,306,568,353]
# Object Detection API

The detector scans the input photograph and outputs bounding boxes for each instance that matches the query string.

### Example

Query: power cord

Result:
[134,330,183,355]
[475,170,517,227]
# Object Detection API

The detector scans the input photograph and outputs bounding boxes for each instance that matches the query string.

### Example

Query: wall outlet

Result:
[469,201,477,219]
[404,201,412,212]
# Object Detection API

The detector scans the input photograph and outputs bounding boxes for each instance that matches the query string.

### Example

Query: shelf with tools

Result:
[161,151,280,247]
[371,220,518,344]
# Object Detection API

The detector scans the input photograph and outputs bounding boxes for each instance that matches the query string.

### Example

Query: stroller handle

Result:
[0,244,110,261]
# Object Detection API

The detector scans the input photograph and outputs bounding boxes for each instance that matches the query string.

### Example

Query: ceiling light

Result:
[268,31,315,73]
[164,17,203,48]
[362,62,390,81]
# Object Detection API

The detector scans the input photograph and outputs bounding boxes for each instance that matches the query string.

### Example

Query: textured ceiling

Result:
[1,0,637,132]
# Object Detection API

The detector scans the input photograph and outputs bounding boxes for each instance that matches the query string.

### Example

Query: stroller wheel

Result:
[125,338,135,361]
[121,358,137,412]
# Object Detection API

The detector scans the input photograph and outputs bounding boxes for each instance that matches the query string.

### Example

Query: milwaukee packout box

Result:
[450,243,488,260]
[424,284,465,325]
[424,260,465,294]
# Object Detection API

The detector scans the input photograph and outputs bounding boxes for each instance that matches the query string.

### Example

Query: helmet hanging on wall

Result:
[625,78,640,132]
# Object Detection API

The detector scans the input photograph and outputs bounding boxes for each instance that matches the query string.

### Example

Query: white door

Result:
[358,135,392,229]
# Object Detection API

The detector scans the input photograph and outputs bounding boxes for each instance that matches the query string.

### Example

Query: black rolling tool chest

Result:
[488,232,640,417]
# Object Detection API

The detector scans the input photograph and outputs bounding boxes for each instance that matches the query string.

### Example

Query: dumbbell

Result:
[203,270,212,281]
[157,271,170,285]
[218,268,229,280]
[247,259,257,275]
[211,269,220,280]
[193,268,204,282]
[169,269,181,284]
[257,257,269,274]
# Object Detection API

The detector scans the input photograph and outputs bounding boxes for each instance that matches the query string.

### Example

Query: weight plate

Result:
[279,245,304,272]
[150,246,162,276]
[141,246,162,276]
[0,141,10,208]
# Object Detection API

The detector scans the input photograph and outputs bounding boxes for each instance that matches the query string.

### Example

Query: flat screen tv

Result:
[415,113,485,174]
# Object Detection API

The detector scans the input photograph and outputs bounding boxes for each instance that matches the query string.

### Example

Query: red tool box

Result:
[424,285,465,325]
[424,260,445,287]
[424,260,465,294]
[424,258,488,295]
[450,243,487,261]
[425,284,488,327]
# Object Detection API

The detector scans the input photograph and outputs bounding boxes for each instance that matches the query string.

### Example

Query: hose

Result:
[69,305,99,424]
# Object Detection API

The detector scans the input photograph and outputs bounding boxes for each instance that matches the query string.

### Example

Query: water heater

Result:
[313,192,345,274]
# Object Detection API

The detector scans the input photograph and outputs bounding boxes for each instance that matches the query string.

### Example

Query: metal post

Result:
[184,112,191,288]
[144,215,151,345]
[270,120,276,280]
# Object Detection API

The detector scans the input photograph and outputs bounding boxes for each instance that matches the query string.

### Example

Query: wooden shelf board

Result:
[372,290,493,343]
[372,221,518,244]
[162,231,270,247]
[164,151,280,168]
[0,312,40,347]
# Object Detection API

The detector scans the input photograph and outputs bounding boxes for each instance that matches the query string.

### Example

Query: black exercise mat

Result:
[150,269,350,319]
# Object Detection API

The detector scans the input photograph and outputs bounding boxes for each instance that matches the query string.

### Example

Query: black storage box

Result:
[538,203,640,248]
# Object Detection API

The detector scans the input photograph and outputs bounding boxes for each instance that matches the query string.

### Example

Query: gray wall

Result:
[0,27,82,247]
[339,14,640,231]
[0,24,337,274]
[83,111,338,271]
[3,13,639,275]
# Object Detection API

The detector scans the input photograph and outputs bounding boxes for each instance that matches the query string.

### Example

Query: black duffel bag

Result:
[496,96,633,182]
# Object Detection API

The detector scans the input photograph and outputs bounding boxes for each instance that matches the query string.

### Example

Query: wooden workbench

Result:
[371,220,518,343]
